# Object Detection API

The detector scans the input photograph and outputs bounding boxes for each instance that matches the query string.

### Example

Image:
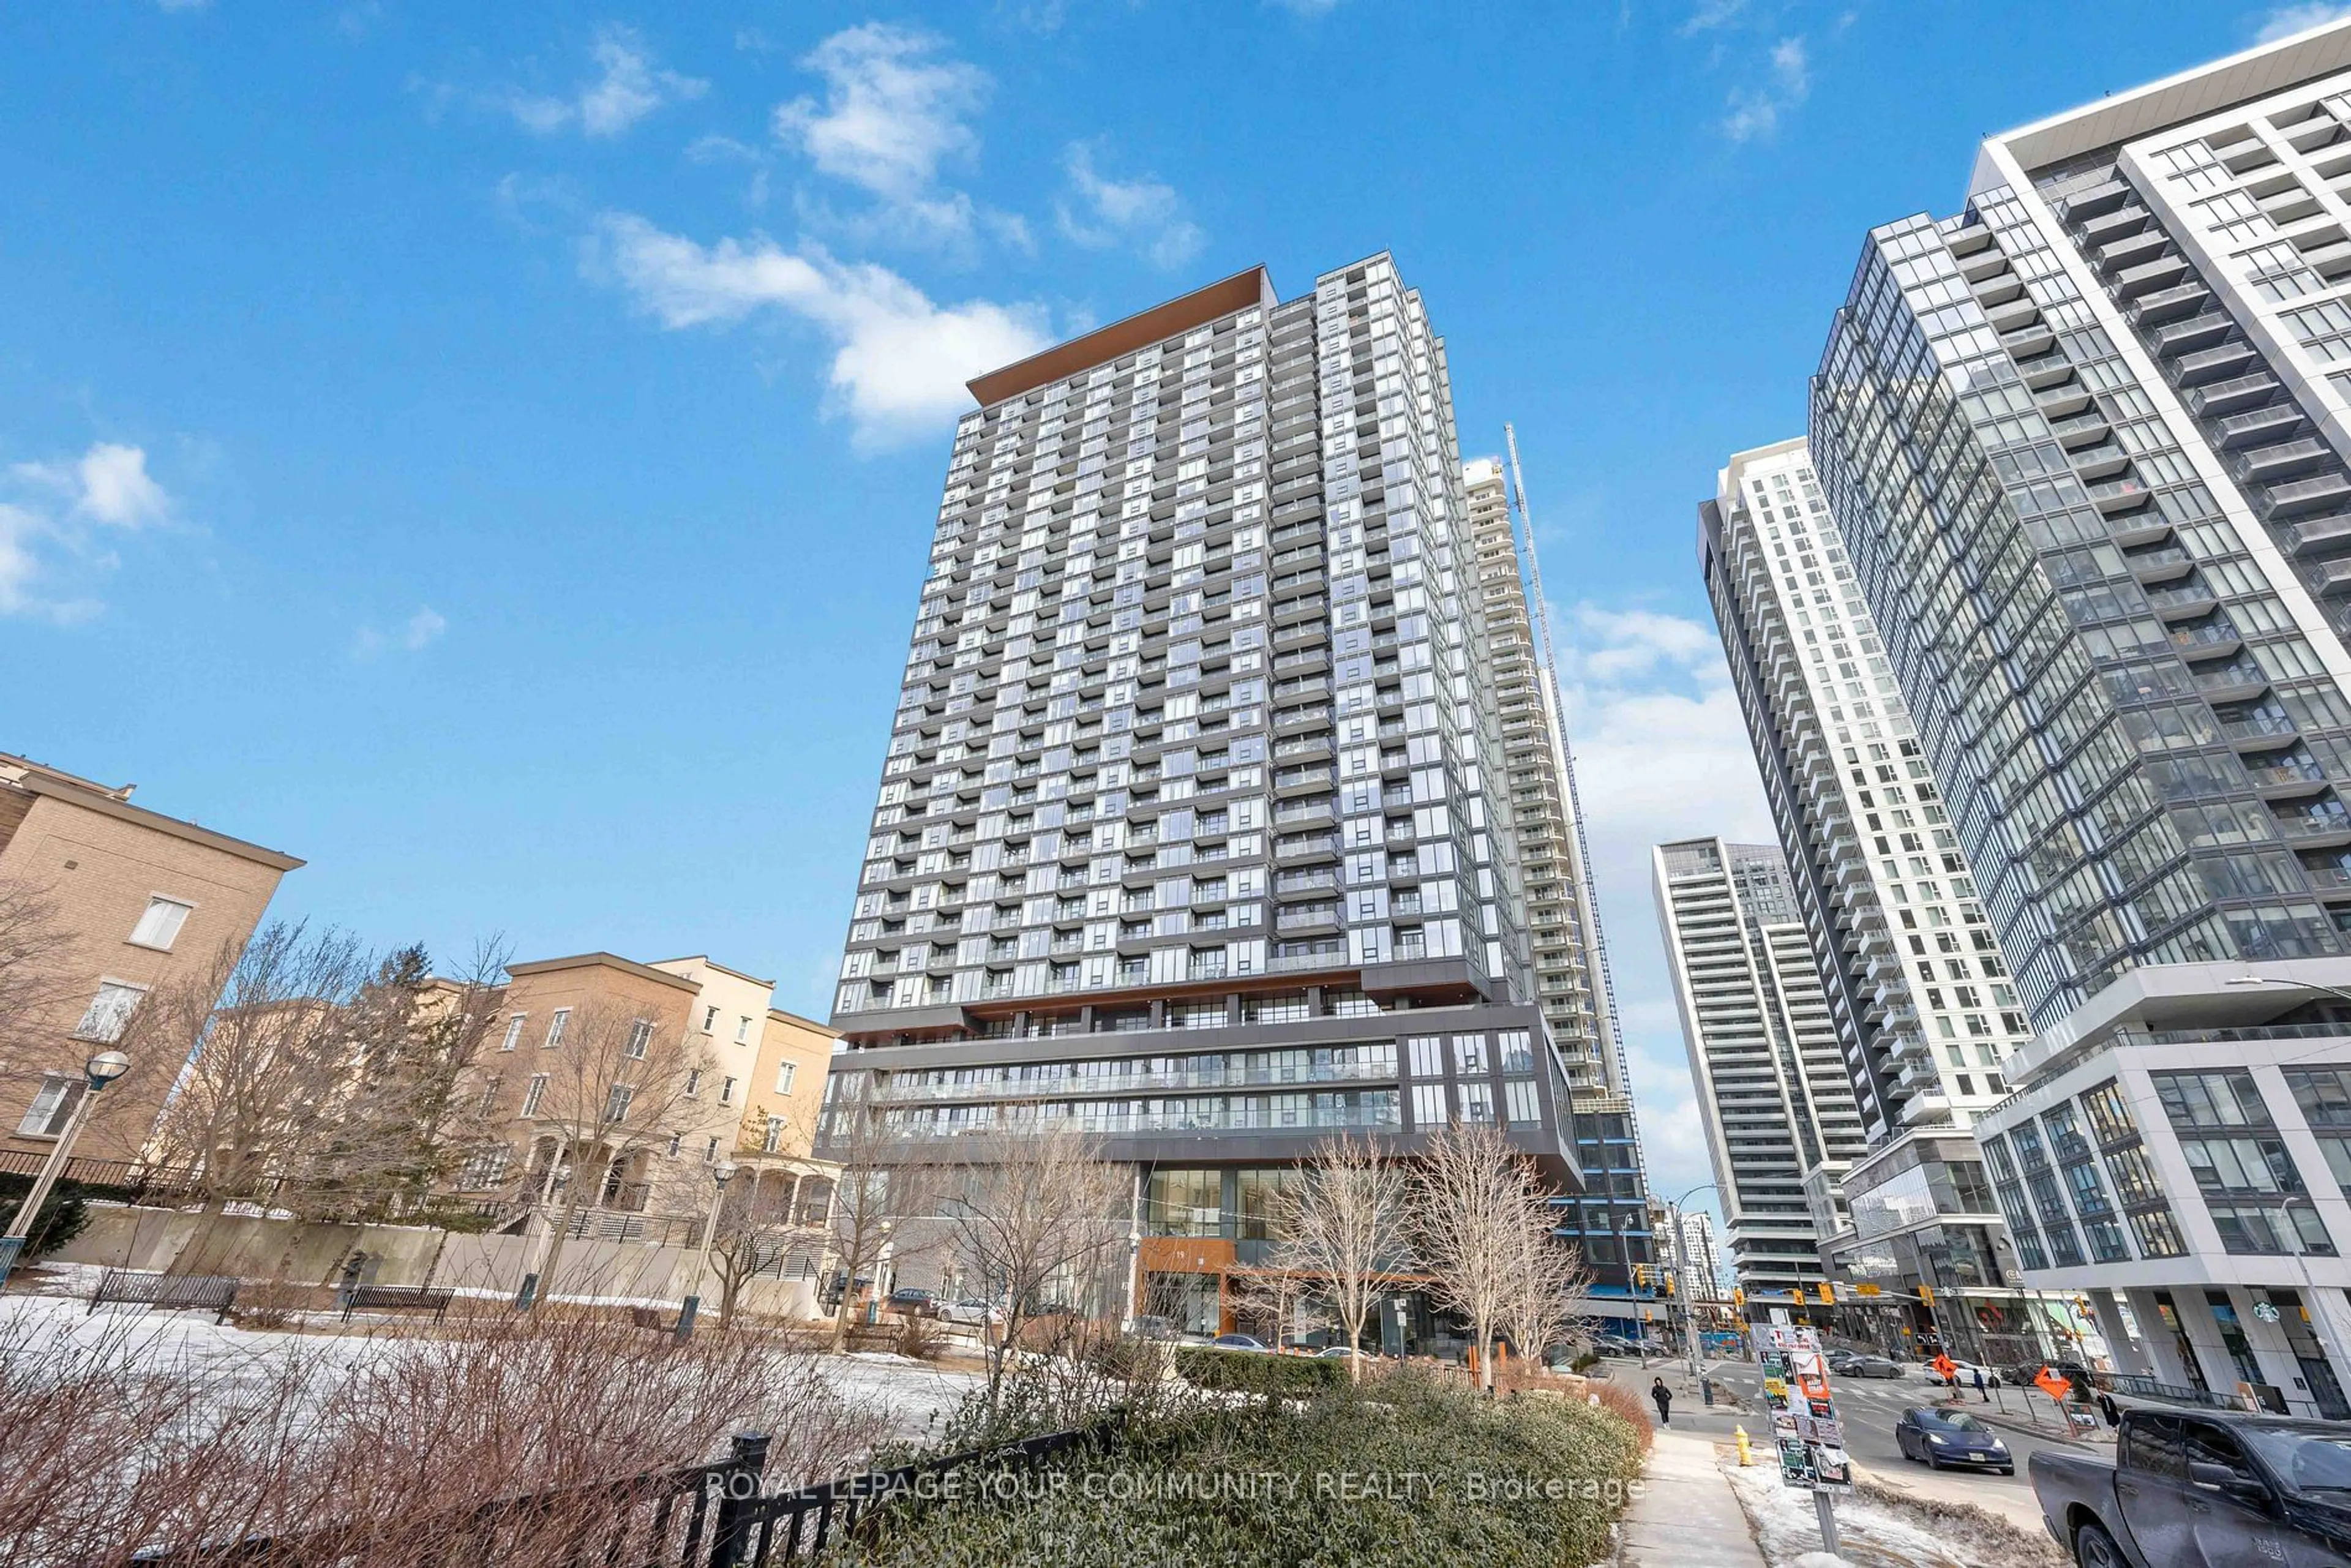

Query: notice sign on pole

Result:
[1750,1323,1853,1494]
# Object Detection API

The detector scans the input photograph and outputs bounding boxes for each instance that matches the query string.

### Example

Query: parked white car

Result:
[936,1299,1004,1327]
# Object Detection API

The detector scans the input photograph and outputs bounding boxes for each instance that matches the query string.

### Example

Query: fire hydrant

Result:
[1735,1426,1753,1467]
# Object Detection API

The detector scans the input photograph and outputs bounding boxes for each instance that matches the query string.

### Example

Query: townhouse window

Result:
[775,1061,797,1095]
[500,1014,525,1051]
[667,1133,682,1157]
[126,896,194,951]
[477,1073,502,1115]
[520,1074,549,1117]
[604,1083,635,1122]
[763,1115,784,1153]
[544,1008,571,1049]
[720,1076,738,1105]
[703,1005,719,1032]
[623,1019,653,1060]
[705,1136,720,1163]
[685,1068,703,1098]
[17,1074,83,1137]
[73,980,146,1043]
[736,1015,752,1045]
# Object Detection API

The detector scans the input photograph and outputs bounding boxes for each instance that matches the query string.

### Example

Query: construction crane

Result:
[1502,422,1641,1157]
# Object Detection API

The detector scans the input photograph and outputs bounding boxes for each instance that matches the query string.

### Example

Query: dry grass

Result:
[0,1309,892,1567]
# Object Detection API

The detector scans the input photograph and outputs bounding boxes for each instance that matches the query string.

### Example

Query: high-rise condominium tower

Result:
[1654,837,1869,1297]
[824,257,1588,1338]
[1701,439,2034,1323]
[1809,20,2351,1410]
[1464,455,1651,1307]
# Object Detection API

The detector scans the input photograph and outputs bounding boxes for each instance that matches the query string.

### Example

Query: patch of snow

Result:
[1723,1457,2061,1568]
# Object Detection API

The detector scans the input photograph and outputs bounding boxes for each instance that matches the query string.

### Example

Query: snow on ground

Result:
[2,1289,983,1450]
[819,1352,984,1441]
[1723,1459,2064,1568]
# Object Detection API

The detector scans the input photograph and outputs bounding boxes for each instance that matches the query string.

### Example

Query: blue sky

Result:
[0,0,2330,1212]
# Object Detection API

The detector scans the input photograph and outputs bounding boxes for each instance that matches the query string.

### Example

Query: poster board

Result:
[1752,1323,1852,1493]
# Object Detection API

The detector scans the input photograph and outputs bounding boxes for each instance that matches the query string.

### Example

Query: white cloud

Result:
[503,25,706,139]
[1551,597,1773,1211]
[2256,3,2351,42]
[1722,34,1809,142]
[1055,143,1205,269]
[774,23,991,245]
[589,212,1052,448]
[0,441,174,621]
[354,604,449,660]
[1679,0,1749,33]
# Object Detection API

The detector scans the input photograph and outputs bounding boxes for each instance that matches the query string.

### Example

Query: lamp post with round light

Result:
[0,1049,133,1284]
[675,1160,737,1341]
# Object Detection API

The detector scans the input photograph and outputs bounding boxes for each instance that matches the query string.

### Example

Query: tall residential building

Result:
[1655,837,1869,1296]
[1808,18,2351,1412]
[1677,1210,1729,1302]
[821,256,1589,1338]
[0,751,300,1169]
[1464,454,1651,1307]
[1701,440,2036,1330]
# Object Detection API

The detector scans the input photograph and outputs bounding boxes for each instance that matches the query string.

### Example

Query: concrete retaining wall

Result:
[54,1207,823,1318]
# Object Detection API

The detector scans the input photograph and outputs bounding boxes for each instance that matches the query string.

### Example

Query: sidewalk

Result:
[1619,1432,1766,1567]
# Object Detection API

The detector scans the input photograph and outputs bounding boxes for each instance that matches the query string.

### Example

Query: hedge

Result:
[837,1368,1648,1567]
[1170,1347,1348,1396]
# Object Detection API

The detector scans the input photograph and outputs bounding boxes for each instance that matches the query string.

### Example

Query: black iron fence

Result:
[115,1420,1119,1567]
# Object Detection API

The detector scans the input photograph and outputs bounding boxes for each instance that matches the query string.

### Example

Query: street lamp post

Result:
[1665,1182,1720,1384]
[0,1050,133,1285]
[1123,1225,1142,1334]
[675,1160,738,1341]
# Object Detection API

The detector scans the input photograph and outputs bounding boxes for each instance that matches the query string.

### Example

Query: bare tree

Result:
[817,1068,937,1352]
[1497,1219,1594,1378]
[310,939,512,1220]
[0,877,80,1103]
[707,1176,825,1329]
[516,1003,712,1307]
[135,923,377,1269]
[1410,1120,1545,1394]
[937,1116,1130,1414]
[1268,1131,1408,1384]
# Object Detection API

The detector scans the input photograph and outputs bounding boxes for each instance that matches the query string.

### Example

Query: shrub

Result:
[1170,1346,1346,1396]
[842,1367,1647,1567]
[896,1314,945,1361]
[0,1307,894,1567]
[1587,1378,1655,1454]
[0,1175,92,1256]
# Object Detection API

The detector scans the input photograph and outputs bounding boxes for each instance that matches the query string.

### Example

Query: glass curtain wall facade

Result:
[1655,836,1870,1297]
[1806,20,2351,1411]
[823,256,1583,1335]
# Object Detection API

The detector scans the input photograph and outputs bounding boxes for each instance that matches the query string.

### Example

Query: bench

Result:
[340,1284,456,1323]
[88,1268,238,1324]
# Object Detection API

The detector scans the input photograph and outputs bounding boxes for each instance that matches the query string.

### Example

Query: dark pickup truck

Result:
[2033,1405,2351,1566]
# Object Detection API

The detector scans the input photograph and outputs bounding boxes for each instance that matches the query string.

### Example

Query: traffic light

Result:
[1662,1273,1676,1297]
[1633,1264,1651,1289]
[1918,1284,1935,1305]
[1732,1287,1745,1307]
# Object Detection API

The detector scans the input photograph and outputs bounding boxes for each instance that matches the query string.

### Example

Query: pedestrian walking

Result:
[1651,1376,1673,1427]
[1973,1367,1988,1402]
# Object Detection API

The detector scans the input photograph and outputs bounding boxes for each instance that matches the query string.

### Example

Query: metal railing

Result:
[121,1421,1120,1568]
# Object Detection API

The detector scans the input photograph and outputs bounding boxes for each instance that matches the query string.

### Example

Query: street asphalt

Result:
[1599,1352,2090,1507]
